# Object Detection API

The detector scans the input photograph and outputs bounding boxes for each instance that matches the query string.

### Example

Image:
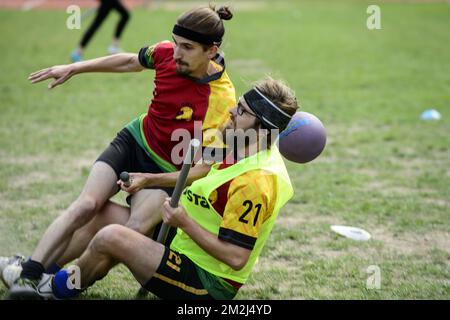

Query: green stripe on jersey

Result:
[125,114,177,173]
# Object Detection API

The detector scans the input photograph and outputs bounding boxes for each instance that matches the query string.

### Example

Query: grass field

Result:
[0,0,449,299]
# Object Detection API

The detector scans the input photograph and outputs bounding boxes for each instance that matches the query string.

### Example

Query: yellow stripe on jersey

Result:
[220,169,277,242]
[203,67,236,149]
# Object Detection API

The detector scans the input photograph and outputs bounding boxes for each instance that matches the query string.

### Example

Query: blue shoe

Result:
[70,50,83,62]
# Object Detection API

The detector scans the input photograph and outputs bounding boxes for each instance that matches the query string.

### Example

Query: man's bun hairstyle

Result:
[216,6,233,20]
[176,5,233,47]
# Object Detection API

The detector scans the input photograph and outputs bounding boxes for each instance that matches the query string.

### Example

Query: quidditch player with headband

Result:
[7,78,300,300]
[1,5,237,297]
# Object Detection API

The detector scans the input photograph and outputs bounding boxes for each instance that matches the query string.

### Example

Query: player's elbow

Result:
[228,253,250,271]
[127,54,144,72]
[230,260,246,271]
[218,240,251,270]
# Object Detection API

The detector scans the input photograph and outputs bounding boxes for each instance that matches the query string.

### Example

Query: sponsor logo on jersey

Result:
[183,188,210,209]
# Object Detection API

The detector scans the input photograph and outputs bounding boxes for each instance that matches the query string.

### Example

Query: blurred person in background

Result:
[70,0,131,62]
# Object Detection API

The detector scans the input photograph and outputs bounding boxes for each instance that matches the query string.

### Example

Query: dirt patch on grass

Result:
[47,149,98,183]
[364,180,388,191]
[380,186,418,196]
[276,214,374,259]
[1,149,97,185]
[355,169,379,178]
[277,215,303,227]
[273,227,450,261]
[253,256,298,273]
[372,228,450,255]
[276,210,450,260]
[11,171,51,188]
[299,236,378,260]
[389,156,437,173]
[362,180,439,197]
[0,153,52,167]
[0,191,72,213]
[65,150,97,171]
[345,148,361,157]
[423,198,450,207]
[277,214,338,228]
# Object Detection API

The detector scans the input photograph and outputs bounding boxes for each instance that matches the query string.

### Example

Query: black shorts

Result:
[144,247,238,300]
[96,127,174,197]
[97,128,176,243]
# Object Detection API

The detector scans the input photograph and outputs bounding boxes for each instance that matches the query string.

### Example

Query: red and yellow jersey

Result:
[135,41,235,171]
[209,153,277,251]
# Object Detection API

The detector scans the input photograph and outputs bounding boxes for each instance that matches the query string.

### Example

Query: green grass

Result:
[0,0,449,299]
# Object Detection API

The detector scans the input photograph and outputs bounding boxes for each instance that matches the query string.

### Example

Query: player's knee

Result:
[127,191,167,234]
[153,189,169,203]
[70,196,100,226]
[125,220,148,235]
[91,224,124,253]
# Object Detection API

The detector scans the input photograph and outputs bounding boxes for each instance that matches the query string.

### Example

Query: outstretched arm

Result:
[28,53,145,89]
[117,162,212,194]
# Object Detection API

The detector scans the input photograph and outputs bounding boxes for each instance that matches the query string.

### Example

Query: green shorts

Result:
[144,247,238,300]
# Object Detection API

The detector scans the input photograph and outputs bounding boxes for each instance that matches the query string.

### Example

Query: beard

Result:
[175,61,191,76]
[175,68,191,76]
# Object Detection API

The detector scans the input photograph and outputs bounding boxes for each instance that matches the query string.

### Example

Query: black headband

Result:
[173,24,222,45]
[243,88,293,131]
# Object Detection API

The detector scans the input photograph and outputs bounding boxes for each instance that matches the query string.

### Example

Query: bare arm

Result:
[162,200,251,271]
[28,53,145,89]
[117,162,212,193]
[71,53,145,73]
